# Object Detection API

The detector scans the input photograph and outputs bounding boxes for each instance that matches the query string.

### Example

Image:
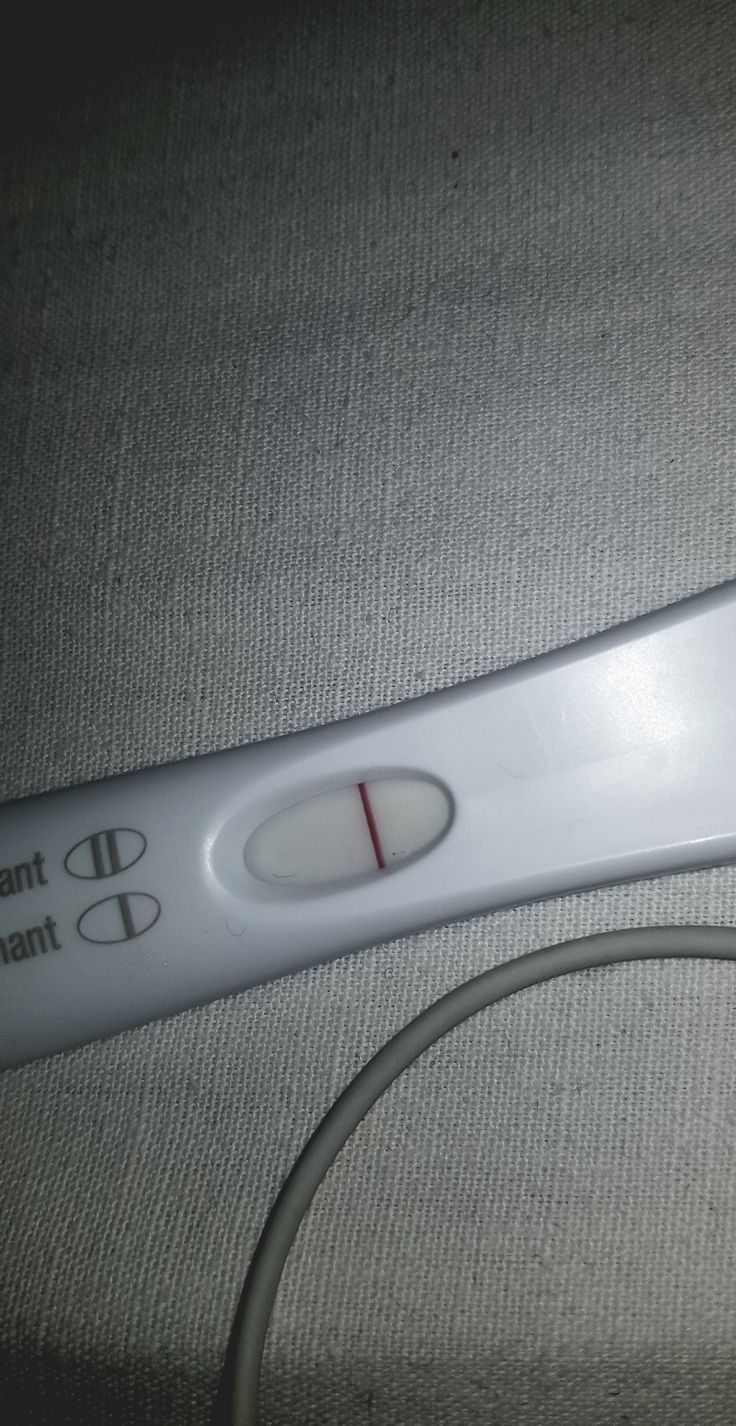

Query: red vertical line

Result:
[358,783,386,869]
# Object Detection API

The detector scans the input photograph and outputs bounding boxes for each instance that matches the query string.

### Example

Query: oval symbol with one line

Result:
[78,892,161,944]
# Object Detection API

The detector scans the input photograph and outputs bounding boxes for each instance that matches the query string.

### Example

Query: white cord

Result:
[212,925,736,1424]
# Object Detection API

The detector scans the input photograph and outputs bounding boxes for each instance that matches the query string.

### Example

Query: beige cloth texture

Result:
[3,1,736,1421]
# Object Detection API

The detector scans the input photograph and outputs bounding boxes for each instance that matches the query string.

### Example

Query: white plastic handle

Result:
[2,581,736,1070]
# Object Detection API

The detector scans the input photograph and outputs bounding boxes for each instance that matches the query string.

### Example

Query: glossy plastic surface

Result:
[2,581,736,1069]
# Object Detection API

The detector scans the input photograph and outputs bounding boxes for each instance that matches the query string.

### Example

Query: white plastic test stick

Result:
[2,581,736,1071]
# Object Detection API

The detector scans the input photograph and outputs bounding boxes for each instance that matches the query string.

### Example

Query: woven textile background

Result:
[3,1,736,1421]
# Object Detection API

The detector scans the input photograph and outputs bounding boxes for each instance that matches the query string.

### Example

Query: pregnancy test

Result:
[2,581,736,1071]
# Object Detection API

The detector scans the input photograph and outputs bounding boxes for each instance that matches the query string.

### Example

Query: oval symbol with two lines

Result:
[65,828,147,880]
[78,892,161,944]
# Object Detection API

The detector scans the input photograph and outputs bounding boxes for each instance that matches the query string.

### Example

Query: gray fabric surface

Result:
[2,0,736,1420]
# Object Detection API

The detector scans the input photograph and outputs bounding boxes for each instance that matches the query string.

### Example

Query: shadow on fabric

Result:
[0,1,330,148]
[3,1342,735,1424]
